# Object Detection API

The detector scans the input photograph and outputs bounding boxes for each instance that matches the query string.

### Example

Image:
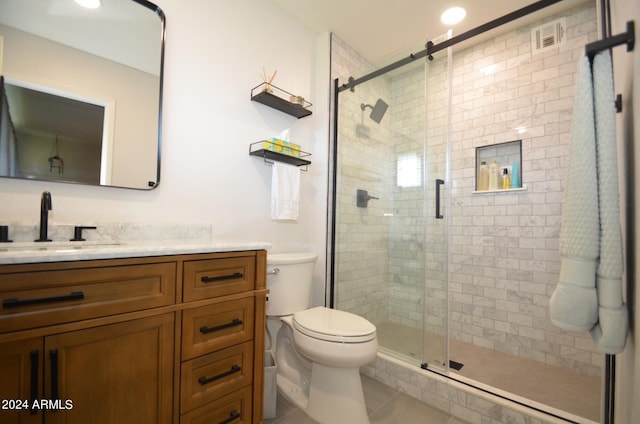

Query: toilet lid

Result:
[292,307,376,343]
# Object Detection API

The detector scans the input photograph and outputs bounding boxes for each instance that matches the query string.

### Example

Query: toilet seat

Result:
[292,307,376,343]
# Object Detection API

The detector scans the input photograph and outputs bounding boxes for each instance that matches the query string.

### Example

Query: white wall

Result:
[0,0,330,304]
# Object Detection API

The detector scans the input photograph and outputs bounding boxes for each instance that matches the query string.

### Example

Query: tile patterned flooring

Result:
[264,374,469,424]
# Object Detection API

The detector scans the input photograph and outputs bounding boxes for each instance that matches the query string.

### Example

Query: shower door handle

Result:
[435,179,444,219]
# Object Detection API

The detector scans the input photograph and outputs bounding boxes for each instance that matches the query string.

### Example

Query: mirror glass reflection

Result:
[0,0,164,190]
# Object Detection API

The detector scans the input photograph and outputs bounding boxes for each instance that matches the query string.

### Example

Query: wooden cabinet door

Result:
[0,337,43,424]
[43,313,174,424]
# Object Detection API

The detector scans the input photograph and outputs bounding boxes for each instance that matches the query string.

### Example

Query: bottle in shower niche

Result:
[500,167,511,189]
[511,161,520,188]
[478,161,489,191]
[488,160,499,190]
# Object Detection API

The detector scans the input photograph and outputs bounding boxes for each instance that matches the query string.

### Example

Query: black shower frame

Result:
[337,0,564,93]
[329,1,635,423]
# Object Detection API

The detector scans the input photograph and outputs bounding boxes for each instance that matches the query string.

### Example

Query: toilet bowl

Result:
[266,253,378,424]
[292,306,378,367]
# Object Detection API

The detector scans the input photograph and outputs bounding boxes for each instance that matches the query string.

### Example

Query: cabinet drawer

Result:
[183,256,255,302]
[0,262,176,333]
[180,386,252,424]
[180,341,254,413]
[182,297,255,360]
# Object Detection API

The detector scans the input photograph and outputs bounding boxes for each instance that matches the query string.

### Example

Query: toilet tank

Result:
[266,252,317,316]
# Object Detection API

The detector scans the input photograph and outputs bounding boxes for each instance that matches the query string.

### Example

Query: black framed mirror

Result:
[0,0,165,189]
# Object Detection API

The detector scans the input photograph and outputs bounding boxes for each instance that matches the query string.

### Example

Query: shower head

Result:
[361,98,388,123]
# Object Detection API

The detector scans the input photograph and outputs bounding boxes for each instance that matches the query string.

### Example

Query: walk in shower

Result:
[330,1,604,422]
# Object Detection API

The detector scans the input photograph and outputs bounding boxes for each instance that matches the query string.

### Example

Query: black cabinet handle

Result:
[435,179,444,219]
[200,318,243,334]
[201,272,243,283]
[30,350,39,415]
[50,349,59,400]
[3,291,84,308]
[198,364,241,386]
[219,410,241,424]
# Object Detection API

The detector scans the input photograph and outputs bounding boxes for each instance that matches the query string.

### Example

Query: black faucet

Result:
[35,191,52,242]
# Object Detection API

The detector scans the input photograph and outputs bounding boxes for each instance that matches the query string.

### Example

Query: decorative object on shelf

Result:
[249,141,311,170]
[251,83,312,119]
[261,138,301,158]
[289,95,305,105]
[48,135,64,174]
[261,67,277,94]
[475,140,522,192]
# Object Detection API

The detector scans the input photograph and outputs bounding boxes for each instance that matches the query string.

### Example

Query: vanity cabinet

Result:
[178,254,264,424]
[0,250,267,424]
[0,337,42,424]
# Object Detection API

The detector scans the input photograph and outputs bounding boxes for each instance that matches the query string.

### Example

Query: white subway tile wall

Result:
[447,1,601,377]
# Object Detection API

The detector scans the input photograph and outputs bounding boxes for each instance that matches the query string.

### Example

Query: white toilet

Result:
[266,252,378,424]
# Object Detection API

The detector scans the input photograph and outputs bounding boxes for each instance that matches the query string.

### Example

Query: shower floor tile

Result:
[376,320,601,422]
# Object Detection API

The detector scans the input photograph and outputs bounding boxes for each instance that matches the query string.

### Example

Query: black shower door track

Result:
[337,0,563,93]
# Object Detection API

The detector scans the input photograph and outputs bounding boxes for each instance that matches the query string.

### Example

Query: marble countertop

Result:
[0,239,272,265]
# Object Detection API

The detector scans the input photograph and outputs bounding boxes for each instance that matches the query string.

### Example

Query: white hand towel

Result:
[550,55,599,331]
[590,50,628,354]
[271,162,300,221]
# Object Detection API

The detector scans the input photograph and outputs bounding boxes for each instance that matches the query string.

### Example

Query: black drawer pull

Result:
[201,272,243,283]
[200,318,243,334]
[219,410,241,424]
[198,364,241,386]
[2,291,85,308]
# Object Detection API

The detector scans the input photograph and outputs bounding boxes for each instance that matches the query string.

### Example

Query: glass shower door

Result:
[420,47,450,372]
[332,53,449,370]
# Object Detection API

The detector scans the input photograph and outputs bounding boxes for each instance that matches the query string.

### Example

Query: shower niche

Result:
[474,140,525,193]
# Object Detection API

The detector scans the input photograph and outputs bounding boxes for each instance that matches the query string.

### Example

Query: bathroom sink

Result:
[0,241,124,253]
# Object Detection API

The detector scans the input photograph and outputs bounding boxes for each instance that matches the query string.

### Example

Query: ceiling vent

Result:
[531,17,566,55]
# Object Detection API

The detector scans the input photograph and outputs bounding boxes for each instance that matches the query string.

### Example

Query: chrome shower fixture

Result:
[361,98,388,123]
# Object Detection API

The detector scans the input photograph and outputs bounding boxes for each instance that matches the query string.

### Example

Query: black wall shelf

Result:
[249,141,311,168]
[251,83,312,119]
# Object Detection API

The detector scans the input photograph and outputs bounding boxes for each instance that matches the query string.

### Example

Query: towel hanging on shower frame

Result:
[585,20,635,113]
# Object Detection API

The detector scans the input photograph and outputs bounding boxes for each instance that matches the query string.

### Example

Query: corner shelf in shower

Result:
[249,141,312,168]
[251,83,312,118]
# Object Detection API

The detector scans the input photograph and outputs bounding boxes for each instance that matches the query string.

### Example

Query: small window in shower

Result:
[397,153,422,188]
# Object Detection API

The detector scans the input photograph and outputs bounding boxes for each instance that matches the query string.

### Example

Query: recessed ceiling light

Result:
[75,0,101,9]
[441,7,466,26]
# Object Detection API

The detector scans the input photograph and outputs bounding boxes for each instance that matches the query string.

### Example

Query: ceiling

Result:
[0,0,161,74]
[269,0,590,63]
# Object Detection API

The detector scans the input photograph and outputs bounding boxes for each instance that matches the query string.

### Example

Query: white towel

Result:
[550,55,599,331]
[550,51,628,354]
[590,51,627,354]
[271,162,300,221]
